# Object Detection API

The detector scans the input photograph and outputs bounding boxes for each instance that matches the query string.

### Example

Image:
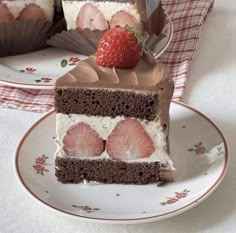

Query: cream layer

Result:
[55,113,174,170]
[62,0,140,30]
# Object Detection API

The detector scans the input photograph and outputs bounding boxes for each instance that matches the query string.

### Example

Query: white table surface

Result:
[1,0,236,232]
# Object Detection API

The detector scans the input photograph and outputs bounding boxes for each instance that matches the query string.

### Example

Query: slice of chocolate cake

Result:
[54,27,175,185]
[61,0,165,35]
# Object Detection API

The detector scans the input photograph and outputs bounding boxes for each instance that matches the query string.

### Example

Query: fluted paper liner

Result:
[47,28,107,56]
[0,20,53,57]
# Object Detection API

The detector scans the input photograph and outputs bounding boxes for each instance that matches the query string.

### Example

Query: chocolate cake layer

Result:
[55,89,158,120]
[55,157,168,184]
[55,56,174,124]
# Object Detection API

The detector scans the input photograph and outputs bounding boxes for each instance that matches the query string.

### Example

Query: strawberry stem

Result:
[125,24,144,49]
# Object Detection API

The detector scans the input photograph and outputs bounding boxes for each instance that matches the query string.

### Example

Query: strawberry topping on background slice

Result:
[76,3,108,30]
[109,10,139,29]
[63,123,105,158]
[106,118,155,160]
[96,26,143,69]
[17,3,46,20]
[0,3,14,23]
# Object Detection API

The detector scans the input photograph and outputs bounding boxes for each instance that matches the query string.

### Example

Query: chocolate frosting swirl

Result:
[56,55,170,93]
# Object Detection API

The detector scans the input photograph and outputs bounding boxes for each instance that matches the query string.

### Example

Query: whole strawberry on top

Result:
[96,26,143,69]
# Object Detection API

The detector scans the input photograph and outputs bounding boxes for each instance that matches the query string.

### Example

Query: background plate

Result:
[14,102,228,224]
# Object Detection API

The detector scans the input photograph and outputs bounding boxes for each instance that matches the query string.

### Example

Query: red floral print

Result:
[167,198,178,204]
[160,189,190,206]
[26,67,36,72]
[80,206,92,212]
[41,77,52,81]
[33,164,44,172]
[188,142,206,155]
[35,157,45,165]
[72,205,100,213]
[35,77,52,83]
[69,57,80,63]
[20,67,37,73]
[32,154,50,175]
[176,192,188,199]
[195,146,206,155]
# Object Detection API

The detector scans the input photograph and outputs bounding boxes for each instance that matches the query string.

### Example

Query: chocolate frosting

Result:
[56,55,172,92]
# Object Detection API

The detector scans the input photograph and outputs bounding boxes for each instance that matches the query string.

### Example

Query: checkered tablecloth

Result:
[0,0,214,113]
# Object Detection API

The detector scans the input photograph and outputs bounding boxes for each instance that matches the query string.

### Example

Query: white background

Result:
[0,0,236,232]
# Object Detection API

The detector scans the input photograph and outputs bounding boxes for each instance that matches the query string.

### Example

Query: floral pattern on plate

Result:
[35,77,52,83]
[160,189,190,206]
[32,154,50,175]
[20,67,37,73]
[61,57,80,68]
[72,205,100,213]
[188,142,206,155]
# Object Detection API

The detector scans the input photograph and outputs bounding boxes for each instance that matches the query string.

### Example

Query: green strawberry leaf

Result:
[125,24,144,49]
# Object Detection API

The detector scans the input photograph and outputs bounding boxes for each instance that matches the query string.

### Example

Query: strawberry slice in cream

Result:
[0,0,54,21]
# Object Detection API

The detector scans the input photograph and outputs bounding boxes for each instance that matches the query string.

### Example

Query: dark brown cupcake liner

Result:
[47,28,107,56]
[0,19,66,57]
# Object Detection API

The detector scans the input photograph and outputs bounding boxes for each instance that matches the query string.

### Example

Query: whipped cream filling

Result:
[55,113,174,170]
[62,0,140,30]
[2,0,54,21]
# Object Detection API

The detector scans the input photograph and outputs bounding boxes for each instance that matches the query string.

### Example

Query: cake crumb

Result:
[157,181,166,187]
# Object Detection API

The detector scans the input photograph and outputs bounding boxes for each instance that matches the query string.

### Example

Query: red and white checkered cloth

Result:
[0,0,214,113]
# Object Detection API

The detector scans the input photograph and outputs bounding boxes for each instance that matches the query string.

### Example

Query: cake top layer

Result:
[55,55,171,93]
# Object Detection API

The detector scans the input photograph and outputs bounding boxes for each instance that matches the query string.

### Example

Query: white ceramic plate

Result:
[0,13,173,89]
[14,101,228,224]
[0,48,87,89]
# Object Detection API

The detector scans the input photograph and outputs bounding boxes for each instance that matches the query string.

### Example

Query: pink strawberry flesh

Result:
[17,3,46,20]
[106,118,155,160]
[0,3,14,23]
[76,3,108,30]
[63,122,105,158]
[109,10,141,30]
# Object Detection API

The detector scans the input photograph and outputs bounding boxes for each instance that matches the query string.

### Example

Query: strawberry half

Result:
[106,118,155,160]
[63,123,105,158]
[109,11,138,29]
[0,3,14,23]
[17,3,46,20]
[76,3,108,30]
[96,26,143,69]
